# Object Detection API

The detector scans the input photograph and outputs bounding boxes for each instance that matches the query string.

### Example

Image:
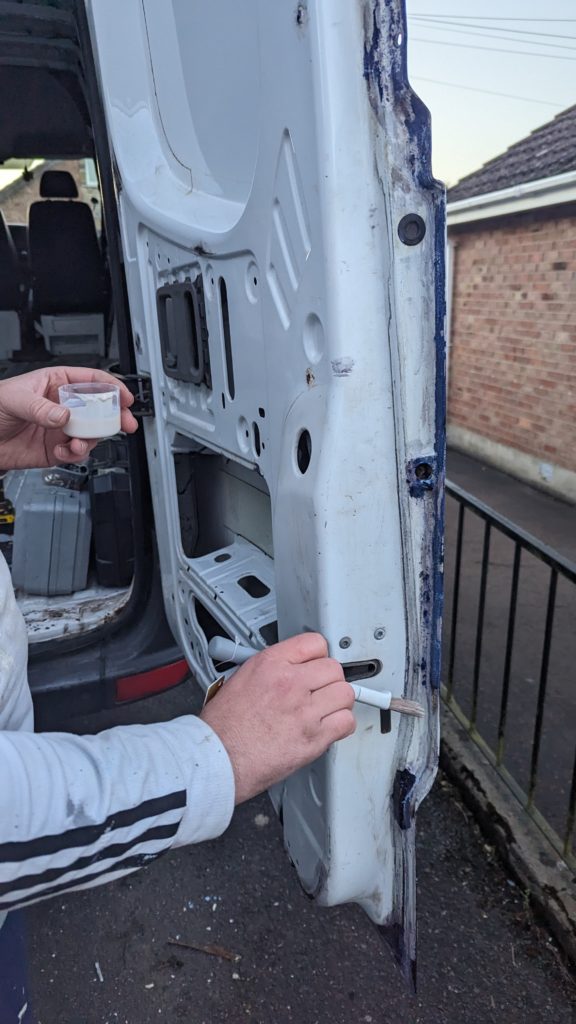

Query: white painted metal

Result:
[86,0,445,975]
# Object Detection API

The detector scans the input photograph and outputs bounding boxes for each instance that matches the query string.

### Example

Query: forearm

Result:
[0,716,235,913]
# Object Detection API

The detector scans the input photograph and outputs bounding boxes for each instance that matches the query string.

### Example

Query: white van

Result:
[0,0,445,980]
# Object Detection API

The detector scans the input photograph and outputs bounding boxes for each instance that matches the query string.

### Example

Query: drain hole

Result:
[214,552,231,563]
[296,429,312,474]
[238,575,270,598]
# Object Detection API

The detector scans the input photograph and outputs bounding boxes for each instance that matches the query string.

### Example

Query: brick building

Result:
[446,105,576,503]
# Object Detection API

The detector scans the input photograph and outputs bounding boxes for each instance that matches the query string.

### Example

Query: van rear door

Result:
[86,0,445,980]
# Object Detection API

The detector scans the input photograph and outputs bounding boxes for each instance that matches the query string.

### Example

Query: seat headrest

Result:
[39,170,79,199]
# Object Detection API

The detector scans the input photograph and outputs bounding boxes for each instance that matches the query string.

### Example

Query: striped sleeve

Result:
[0,716,235,913]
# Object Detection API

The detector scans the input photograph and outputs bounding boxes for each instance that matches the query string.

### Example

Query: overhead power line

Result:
[411,23,576,51]
[412,75,564,107]
[411,17,576,44]
[410,15,576,20]
[412,36,576,61]
[407,23,573,51]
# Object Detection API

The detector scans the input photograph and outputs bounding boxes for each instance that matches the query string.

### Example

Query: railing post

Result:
[564,744,576,860]
[446,501,464,703]
[496,542,522,766]
[527,569,558,811]
[470,520,491,732]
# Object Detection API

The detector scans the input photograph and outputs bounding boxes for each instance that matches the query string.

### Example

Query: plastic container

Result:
[58,382,121,439]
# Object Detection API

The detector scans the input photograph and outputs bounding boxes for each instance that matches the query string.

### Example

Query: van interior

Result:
[0,1,135,644]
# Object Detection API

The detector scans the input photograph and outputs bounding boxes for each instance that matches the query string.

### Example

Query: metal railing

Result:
[443,481,576,868]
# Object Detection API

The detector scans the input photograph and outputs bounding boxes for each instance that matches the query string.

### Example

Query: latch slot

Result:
[342,659,382,683]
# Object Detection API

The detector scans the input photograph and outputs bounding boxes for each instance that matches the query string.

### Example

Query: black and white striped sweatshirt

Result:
[0,555,235,925]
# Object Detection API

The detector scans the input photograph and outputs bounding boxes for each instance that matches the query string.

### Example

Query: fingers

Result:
[294,657,345,693]
[59,368,138,435]
[53,439,98,463]
[264,632,329,665]
[319,708,356,744]
[23,393,69,430]
[120,408,139,434]
[200,636,357,804]
[0,371,138,437]
[311,678,355,715]
[58,367,135,408]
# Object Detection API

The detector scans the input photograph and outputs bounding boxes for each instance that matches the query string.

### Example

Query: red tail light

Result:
[115,659,190,703]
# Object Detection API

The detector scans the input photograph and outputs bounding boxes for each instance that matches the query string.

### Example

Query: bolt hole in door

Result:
[237,575,270,598]
[296,429,312,474]
[415,462,433,481]
[397,213,426,246]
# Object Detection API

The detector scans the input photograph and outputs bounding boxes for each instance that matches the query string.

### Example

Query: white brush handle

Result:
[350,684,392,711]
[208,636,256,665]
[208,636,397,712]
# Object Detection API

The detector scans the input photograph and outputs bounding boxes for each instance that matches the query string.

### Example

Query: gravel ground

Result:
[25,683,576,1024]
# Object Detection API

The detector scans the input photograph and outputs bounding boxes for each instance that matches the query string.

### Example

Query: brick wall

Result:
[448,205,576,475]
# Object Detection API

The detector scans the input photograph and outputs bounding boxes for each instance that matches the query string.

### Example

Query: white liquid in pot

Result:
[62,393,121,439]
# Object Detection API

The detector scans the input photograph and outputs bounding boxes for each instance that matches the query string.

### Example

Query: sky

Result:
[405,0,576,186]
[1,4,573,194]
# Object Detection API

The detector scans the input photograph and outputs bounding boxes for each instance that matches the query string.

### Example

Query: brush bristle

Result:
[389,697,425,718]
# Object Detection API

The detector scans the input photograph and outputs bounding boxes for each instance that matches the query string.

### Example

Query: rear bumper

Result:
[28,573,186,729]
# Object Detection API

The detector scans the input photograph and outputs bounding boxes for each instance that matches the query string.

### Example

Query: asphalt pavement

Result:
[25,680,575,1024]
[24,449,576,1022]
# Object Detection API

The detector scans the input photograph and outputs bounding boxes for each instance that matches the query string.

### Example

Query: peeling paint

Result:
[393,767,416,830]
[331,357,355,377]
[406,456,437,499]
[358,0,447,984]
[296,2,308,28]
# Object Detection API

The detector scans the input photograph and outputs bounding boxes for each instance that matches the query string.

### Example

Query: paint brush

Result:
[350,684,424,718]
[207,637,425,718]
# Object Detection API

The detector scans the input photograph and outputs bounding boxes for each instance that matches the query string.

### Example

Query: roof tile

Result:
[447,104,576,202]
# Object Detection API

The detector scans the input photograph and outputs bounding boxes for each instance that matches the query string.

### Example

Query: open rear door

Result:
[86,0,445,981]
